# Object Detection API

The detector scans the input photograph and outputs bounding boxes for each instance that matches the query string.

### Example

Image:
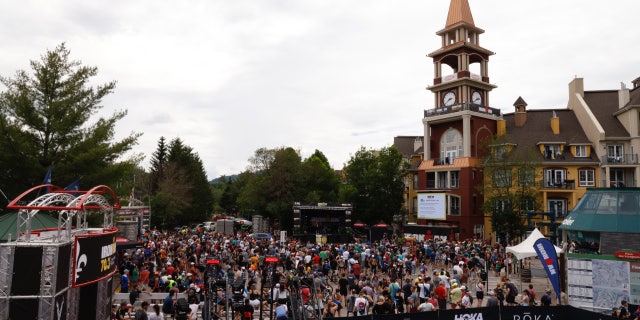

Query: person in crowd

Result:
[540,289,552,306]
[148,304,164,320]
[133,301,149,320]
[486,290,499,307]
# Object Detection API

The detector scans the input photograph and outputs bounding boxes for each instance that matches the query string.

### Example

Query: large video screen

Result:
[417,193,446,220]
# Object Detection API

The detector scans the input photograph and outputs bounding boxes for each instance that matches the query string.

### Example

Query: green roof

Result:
[560,188,640,233]
[0,211,59,242]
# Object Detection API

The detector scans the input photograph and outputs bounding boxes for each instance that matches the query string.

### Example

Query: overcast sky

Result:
[1,1,639,179]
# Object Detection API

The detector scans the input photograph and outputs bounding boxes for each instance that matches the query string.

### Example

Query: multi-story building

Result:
[392,136,423,223]
[567,77,640,188]
[406,0,640,242]
[416,0,500,240]
[483,98,599,242]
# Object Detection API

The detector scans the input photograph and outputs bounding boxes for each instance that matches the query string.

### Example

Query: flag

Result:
[534,238,561,304]
[64,179,81,197]
[43,166,52,185]
[43,166,52,193]
[128,187,134,206]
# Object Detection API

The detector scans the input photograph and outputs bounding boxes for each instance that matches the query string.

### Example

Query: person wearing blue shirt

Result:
[275,303,288,320]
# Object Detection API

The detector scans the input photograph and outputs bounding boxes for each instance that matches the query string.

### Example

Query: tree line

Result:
[0,43,408,230]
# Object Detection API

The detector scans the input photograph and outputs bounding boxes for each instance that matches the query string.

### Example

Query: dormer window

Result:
[575,145,588,158]
[544,144,562,160]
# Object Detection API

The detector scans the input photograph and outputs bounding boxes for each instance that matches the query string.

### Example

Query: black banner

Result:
[11,246,43,295]
[9,298,39,320]
[56,243,72,293]
[341,306,608,320]
[54,292,67,320]
[444,306,499,320]
[73,228,117,287]
[78,282,98,319]
[500,306,570,320]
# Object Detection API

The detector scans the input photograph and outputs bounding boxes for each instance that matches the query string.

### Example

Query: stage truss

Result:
[0,184,121,320]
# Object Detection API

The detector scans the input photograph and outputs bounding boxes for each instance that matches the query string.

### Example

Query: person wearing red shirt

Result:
[139,266,151,290]
[435,282,447,310]
[352,262,361,279]
[166,263,175,276]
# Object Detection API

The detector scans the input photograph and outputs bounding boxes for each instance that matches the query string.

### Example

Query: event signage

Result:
[206,259,221,265]
[265,256,279,263]
[72,228,117,287]
[534,238,561,304]
[417,193,446,220]
[615,250,640,260]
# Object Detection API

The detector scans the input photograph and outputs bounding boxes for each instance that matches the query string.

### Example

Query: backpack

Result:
[357,301,366,315]
[468,294,473,305]
[508,283,518,296]
[243,308,253,320]
[176,298,190,319]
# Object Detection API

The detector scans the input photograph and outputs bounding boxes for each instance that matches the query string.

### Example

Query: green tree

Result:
[0,43,141,201]
[301,150,340,203]
[480,134,541,245]
[149,136,168,194]
[342,146,408,224]
[149,137,213,227]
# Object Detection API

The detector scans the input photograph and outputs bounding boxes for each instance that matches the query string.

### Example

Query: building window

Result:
[493,169,512,187]
[448,195,461,216]
[547,199,567,218]
[544,144,562,160]
[437,172,447,188]
[440,128,463,163]
[450,171,459,189]
[610,169,625,187]
[544,168,566,188]
[575,145,588,157]
[494,198,510,214]
[578,168,595,187]
[607,145,624,163]
[518,168,535,186]
[495,145,507,160]
[520,197,536,212]
[413,174,419,189]
[412,197,417,216]
[426,172,435,188]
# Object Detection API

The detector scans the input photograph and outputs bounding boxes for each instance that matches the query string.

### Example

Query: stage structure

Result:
[292,202,352,243]
[0,184,121,320]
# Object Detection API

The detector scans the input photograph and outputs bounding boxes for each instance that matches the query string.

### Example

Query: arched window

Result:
[440,128,463,163]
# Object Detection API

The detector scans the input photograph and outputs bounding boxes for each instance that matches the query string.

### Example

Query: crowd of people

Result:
[113,226,566,319]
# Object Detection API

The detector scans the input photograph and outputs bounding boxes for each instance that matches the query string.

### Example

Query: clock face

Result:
[472,91,482,104]
[443,91,456,106]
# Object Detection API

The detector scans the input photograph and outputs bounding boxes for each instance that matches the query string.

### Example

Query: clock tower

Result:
[428,0,496,109]
[418,0,501,241]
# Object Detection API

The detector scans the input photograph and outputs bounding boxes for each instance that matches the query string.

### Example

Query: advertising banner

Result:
[534,238,561,304]
[73,228,117,287]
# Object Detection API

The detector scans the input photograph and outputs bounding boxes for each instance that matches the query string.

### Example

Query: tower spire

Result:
[445,0,475,27]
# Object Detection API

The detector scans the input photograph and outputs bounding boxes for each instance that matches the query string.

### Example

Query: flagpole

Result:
[0,188,10,204]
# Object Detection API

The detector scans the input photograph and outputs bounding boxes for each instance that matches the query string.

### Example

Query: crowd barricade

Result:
[112,292,187,306]
[342,306,615,320]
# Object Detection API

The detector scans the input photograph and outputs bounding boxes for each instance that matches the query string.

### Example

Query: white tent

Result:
[506,228,563,260]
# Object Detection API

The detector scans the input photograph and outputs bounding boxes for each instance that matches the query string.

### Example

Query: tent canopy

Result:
[0,211,59,242]
[506,228,563,260]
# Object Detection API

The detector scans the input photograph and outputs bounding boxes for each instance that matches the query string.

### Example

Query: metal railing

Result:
[424,102,501,117]
[601,154,639,164]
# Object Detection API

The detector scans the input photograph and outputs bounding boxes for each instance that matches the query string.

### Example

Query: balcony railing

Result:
[433,157,456,165]
[601,154,639,165]
[425,179,460,189]
[424,102,501,117]
[540,179,575,190]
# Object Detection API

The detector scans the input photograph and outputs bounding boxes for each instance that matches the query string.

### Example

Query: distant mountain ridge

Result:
[210,174,239,184]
